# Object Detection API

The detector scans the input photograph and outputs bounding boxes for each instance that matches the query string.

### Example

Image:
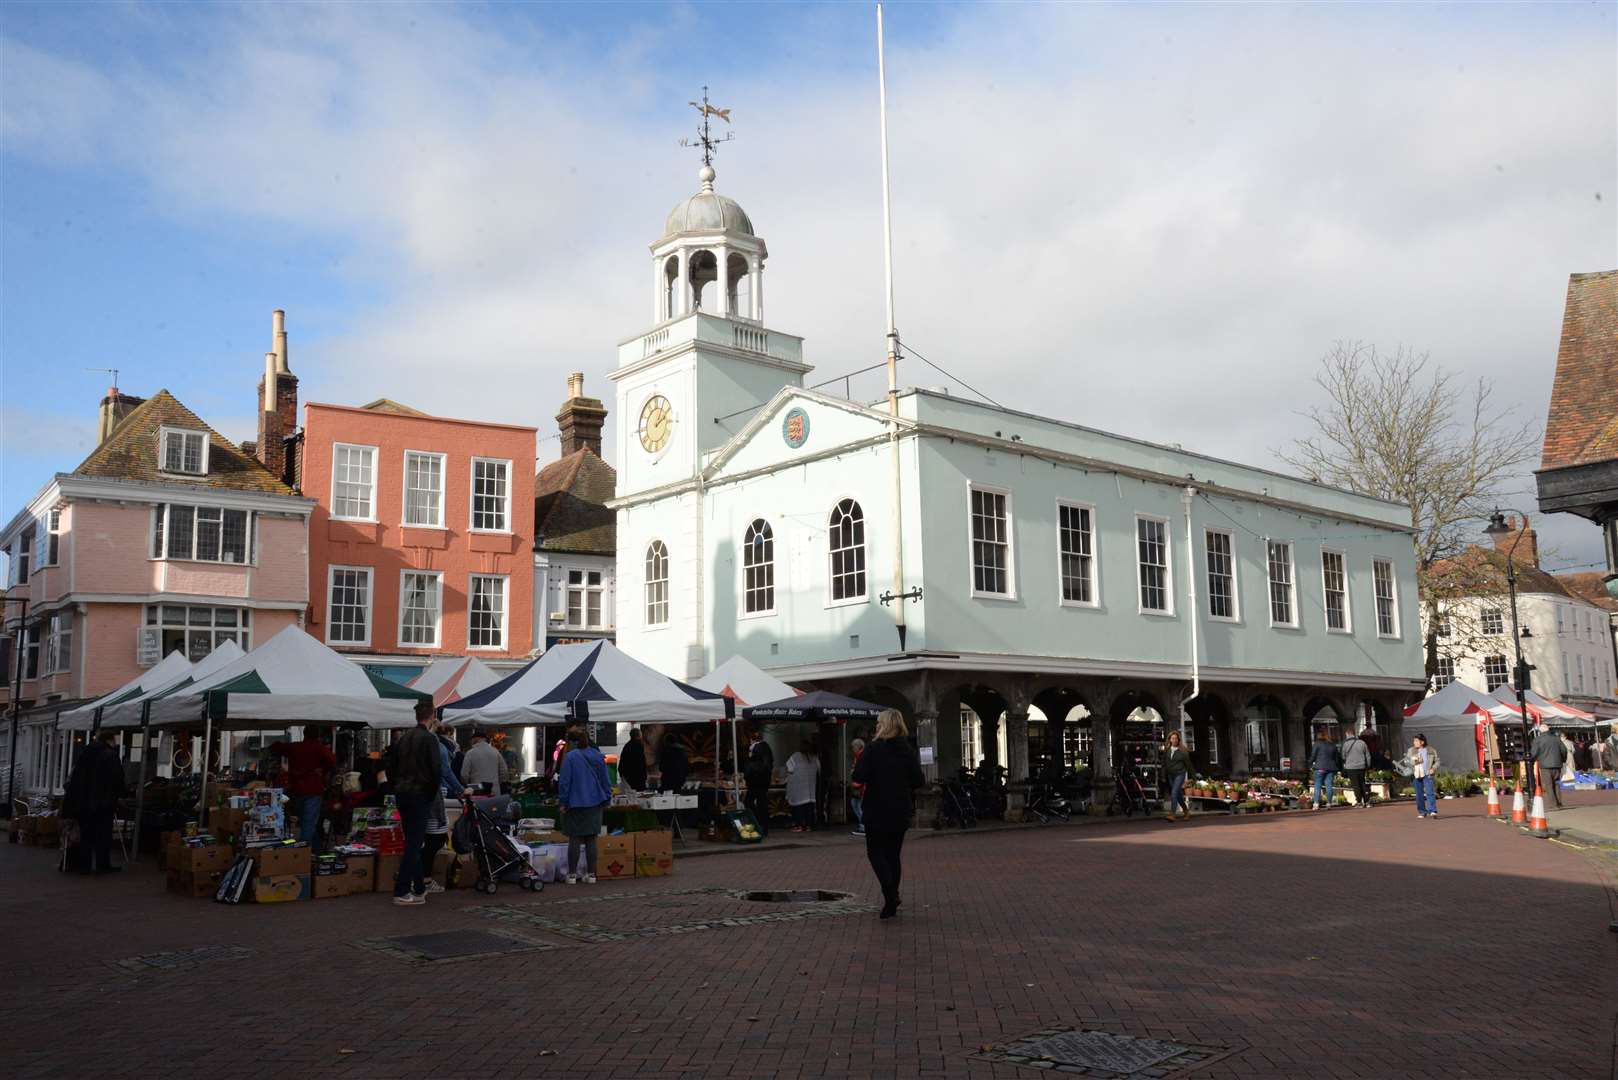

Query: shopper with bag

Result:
[1528,723,1567,809]
[62,730,125,875]
[1400,733,1440,818]
[851,710,926,920]
[1340,727,1372,807]
[1308,728,1343,810]
[559,729,613,884]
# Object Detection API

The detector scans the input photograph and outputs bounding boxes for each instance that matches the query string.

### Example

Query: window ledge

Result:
[1058,598,1101,610]
[738,609,777,621]
[1138,608,1176,618]
[824,595,869,611]
[970,591,1018,602]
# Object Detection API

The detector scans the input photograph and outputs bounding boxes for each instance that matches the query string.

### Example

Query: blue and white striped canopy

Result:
[440,640,733,727]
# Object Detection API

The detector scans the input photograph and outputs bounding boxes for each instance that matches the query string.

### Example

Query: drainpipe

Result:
[1180,486,1200,733]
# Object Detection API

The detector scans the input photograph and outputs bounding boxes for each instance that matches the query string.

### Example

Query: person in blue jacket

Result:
[558,729,613,884]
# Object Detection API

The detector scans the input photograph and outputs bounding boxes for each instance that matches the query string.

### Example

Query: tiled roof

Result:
[72,390,294,495]
[1541,270,1618,472]
[1556,571,1618,613]
[359,398,428,416]
[535,449,616,554]
[1428,545,1575,601]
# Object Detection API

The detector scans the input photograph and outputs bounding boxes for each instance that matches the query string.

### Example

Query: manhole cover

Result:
[116,944,253,972]
[972,1026,1235,1077]
[356,928,558,964]
[743,890,851,903]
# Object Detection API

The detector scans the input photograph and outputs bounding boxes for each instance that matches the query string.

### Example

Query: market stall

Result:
[57,650,193,733]
[743,691,887,827]
[1489,684,1599,731]
[406,656,503,707]
[1404,680,1523,773]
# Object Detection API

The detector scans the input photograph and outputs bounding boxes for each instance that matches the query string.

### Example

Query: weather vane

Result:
[680,85,734,168]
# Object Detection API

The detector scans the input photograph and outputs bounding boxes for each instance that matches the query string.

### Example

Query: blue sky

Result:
[3,1,1614,567]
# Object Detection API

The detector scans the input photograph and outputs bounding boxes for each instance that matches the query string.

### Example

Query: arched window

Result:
[827,499,866,602]
[742,518,774,614]
[645,540,669,626]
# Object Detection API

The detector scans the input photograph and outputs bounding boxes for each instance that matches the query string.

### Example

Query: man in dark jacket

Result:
[1308,728,1342,810]
[619,728,648,791]
[1528,724,1567,808]
[63,731,126,874]
[851,714,926,919]
[1340,727,1372,808]
[390,699,444,905]
[742,730,774,836]
[657,732,689,793]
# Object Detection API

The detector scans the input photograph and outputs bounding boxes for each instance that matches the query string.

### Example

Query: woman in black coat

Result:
[850,709,925,919]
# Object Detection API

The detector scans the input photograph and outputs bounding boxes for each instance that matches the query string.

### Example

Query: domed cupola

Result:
[650,163,768,324]
[663,165,755,238]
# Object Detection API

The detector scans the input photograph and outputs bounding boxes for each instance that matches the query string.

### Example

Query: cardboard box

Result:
[373,853,403,892]
[598,835,634,880]
[456,853,479,888]
[432,847,454,887]
[312,873,347,899]
[633,830,674,877]
[207,806,247,839]
[167,842,234,875]
[248,843,311,877]
[32,817,61,842]
[252,874,311,903]
[167,868,226,899]
[344,853,376,894]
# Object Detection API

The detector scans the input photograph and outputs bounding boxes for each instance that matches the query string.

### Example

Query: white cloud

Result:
[2,3,1613,563]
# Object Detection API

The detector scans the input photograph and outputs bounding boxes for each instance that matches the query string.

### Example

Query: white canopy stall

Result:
[407,656,504,707]
[57,650,193,733]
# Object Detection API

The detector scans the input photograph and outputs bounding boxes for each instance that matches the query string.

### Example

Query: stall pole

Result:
[198,704,213,827]
[730,719,741,810]
[131,712,152,860]
[841,729,848,826]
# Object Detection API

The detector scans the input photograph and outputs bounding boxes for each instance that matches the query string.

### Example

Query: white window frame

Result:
[1372,558,1400,639]
[645,540,670,629]
[565,568,606,630]
[469,457,513,534]
[1056,499,1099,609]
[149,504,255,565]
[330,443,379,523]
[1555,604,1566,635]
[968,484,1016,600]
[401,450,447,529]
[1576,653,1586,694]
[1321,548,1351,634]
[158,426,210,476]
[43,610,73,675]
[325,565,374,647]
[43,509,61,567]
[468,573,509,650]
[397,569,443,648]
[1562,652,1571,695]
[1265,540,1297,629]
[1480,607,1503,636]
[1204,527,1239,623]
[1482,654,1509,692]
[826,497,869,608]
[1434,656,1456,689]
[1134,514,1173,616]
[741,518,777,618]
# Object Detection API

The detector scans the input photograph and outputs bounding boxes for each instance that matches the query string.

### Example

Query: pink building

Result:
[291,399,537,676]
[2,356,314,797]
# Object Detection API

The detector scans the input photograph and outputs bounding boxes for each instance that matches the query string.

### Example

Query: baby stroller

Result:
[1107,764,1152,818]
[936,775,978,829]
[453,795,543,895]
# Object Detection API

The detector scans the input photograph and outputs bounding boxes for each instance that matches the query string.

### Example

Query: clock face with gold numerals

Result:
[638,394,674,454]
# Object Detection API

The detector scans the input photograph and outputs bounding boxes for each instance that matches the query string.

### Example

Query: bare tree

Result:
[1278,342,1540,681]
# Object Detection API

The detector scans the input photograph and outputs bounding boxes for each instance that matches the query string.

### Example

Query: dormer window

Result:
[160,427,209,475]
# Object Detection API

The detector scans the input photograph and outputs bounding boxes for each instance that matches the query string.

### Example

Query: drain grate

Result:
[355,928,557,964]
[116,944,253,973]
[743,890,852,903]
[972,1026,1234,1078]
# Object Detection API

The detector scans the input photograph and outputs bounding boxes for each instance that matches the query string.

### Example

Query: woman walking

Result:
[851,710,925,919]
[785,740,820,832]
[558,729,612,884]
[849,738,867,836]
[1162,731,1193,821]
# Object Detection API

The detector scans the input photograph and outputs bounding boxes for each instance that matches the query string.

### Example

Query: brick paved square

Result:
[1,791,1613,1079]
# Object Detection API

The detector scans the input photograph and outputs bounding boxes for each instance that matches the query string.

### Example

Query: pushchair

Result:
[936,775,978,829]
[453,795,543,895]
[1107,765,1152,818]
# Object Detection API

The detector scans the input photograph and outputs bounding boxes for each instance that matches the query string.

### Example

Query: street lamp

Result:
[1483,510,1537,799]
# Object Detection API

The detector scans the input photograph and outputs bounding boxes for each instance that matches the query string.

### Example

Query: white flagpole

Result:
[877,2,908,651]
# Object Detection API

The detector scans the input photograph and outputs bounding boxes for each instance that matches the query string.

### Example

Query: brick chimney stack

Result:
[256,309,299,482]
[556,371,606,457]
[1489,514,1540,569]
[97,387,145,445]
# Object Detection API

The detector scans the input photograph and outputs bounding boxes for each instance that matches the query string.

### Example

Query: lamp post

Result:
[1483,511,1536,799]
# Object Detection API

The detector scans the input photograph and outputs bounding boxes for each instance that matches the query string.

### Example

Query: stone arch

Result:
[1241,693,1290,773]
[1030,685,1095,774]
[687,248,718,310]
[940,681,1012,776]
[1183,690,1236,776]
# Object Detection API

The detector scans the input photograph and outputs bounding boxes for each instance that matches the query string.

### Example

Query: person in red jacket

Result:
[270,729,337,850]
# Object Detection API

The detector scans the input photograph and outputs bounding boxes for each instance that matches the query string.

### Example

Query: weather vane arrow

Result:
[679,85,735,168]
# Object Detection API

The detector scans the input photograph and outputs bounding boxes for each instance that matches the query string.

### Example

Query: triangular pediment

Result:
[703,386,909,479]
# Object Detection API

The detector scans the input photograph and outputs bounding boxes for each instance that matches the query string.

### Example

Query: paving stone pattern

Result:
[2,789,1614,1079]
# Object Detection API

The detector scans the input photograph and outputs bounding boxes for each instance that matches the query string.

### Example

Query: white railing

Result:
[641,327,670,358]
[732,325,769,354]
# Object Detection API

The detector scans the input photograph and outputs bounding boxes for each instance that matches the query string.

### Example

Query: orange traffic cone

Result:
[1486,783,1502,818]
[1527,791,1550,838]
[1510,784,1526,825]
